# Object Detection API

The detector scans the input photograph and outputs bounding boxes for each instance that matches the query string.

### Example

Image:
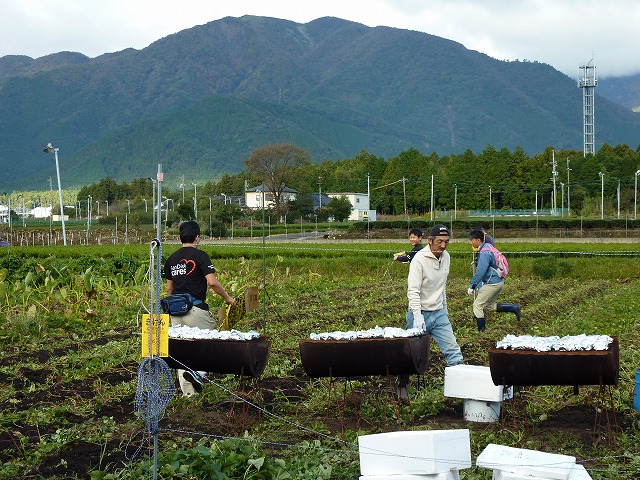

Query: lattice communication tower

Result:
[578,61,597,156]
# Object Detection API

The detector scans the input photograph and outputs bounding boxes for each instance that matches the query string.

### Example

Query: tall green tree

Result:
[328,195,353,222]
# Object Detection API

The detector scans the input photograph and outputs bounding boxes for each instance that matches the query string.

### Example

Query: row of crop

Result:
[354,217,640,231]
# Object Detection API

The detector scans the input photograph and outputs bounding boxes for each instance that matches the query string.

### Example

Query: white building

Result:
[244,185,297,210]
[0,204,8,223]
[327,192,376,221]
[31,206,52,219]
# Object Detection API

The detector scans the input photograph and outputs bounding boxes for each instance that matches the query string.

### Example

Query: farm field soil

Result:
[1,242,639,478]
[2,342,629,479]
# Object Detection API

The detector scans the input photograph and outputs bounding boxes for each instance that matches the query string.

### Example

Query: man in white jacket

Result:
[406,224,463,366]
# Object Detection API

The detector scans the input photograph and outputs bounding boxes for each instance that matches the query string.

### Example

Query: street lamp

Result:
[221,193,227,205]
[16,194,25,228]
[87,195,92,233]
[43,143,67,246]
[598,172,604,219]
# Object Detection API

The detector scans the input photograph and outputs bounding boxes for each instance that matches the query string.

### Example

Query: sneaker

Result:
[182,371,204,393]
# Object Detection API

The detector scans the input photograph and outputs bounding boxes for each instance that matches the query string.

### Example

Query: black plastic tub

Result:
[299,335,430,378]
[488,337,619,387]
[166,336,271,378]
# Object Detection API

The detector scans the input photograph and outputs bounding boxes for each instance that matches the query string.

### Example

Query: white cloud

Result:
[0,0,638,77]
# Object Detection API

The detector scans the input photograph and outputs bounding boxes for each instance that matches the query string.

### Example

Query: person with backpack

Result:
[467,228,521,331]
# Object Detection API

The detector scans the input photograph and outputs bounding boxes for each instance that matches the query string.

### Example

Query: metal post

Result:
[429,175,433,221]
[635,170,640,220]
[8,195,11,236]
[87,195,92,234]
[617,179,621,220]
[489,186,492,218]
[192,183,197,221]
[599,172,604,219]
[566,158,571,216]
[43,144,67,245]
[367,173,370,237]
[149,178,156,229]
[156,167,163,240]
[403,177,410,231]
[454,184,457,220]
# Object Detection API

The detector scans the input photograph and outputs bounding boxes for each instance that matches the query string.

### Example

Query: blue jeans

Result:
[406,308,463,366]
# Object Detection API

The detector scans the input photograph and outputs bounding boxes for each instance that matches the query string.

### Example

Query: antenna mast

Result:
[578,60,597,156]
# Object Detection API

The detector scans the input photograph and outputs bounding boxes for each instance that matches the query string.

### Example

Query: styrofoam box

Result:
[360,471,459,480]
[492,470,548,480]
[358,429,471,476]
[463,399,500,423]
[491,463,591,480]
[477,444,576,480]
[567,464,592,480]
[444,365,513,402]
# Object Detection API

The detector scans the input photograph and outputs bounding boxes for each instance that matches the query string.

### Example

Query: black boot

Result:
[475,317,486,332]
[497,303,521,321]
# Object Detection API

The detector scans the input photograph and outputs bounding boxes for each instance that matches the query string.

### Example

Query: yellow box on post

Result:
[141,313,170,357]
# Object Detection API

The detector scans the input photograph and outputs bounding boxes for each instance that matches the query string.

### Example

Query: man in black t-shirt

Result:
[393,228,424,263]
[163,220,235,396]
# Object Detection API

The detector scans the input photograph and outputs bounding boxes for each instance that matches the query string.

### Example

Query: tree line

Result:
[75,142,640,221]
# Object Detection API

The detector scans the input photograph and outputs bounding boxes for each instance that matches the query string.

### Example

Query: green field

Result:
[1,240,639,479]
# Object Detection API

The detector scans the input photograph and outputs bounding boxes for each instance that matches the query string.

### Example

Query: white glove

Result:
[467,287,474,296]
[413,314,425,331]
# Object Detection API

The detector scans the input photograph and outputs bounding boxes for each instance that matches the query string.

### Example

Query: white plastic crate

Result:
[358,429,471,476]
[463,399,500,423]
[360,471,459,480]
[478,444,576,480]
[492,463,591,480]
[444,365,512,402]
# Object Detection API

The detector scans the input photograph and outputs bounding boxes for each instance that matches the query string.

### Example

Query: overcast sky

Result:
[1,0,638,78]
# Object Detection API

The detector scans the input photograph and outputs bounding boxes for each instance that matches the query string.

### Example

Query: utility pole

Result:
[192,183,198,221]
[367,173,370,238]
[617,179,620,219]
[551,150,558,216]
[635,170,640,220]
[566,158,571,216]
[599,172,604,219]
[429,175,434,221]
[454,184,457,220]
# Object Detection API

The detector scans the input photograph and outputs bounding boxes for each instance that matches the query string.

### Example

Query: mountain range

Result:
[1,15,639,192]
